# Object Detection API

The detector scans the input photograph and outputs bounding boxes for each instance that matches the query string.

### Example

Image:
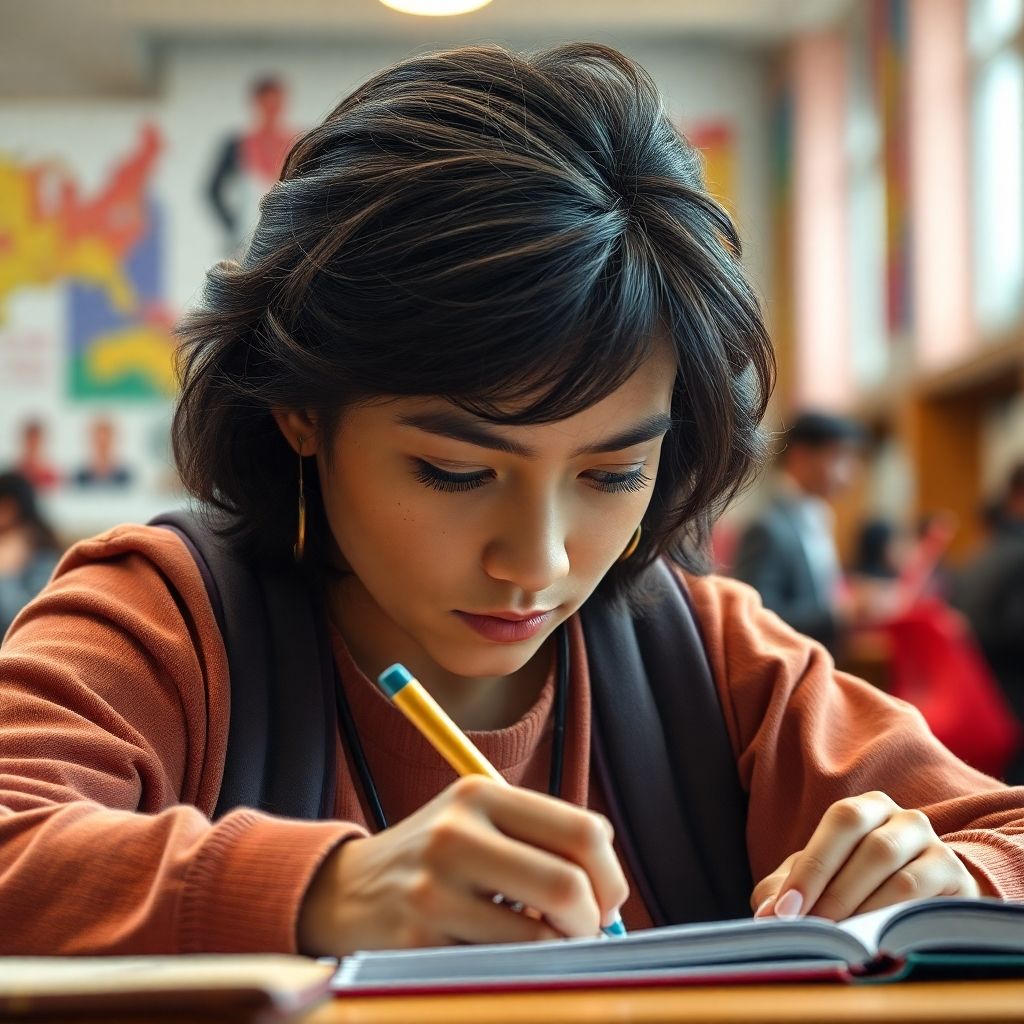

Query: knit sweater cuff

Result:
[178,810,368,953]
[946,838,1022,900]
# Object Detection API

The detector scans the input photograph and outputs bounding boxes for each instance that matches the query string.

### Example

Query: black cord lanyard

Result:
[334,625,571,831]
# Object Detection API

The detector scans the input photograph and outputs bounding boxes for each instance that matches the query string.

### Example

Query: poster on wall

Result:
[1,47,751,545]
[0,117,181,538]
[205,76,300,255]
[0,66,305,541]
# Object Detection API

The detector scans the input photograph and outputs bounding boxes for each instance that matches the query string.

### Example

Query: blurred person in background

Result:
[732,411,865,652]
[912,511,958,601]
[951,462,1024,783]
[848,512,958,626]
[0,472,61,642]
[847,517,905,625]
[852,518,900,580]
[14,419,61,492]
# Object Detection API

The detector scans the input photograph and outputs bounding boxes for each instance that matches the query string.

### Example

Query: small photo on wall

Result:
[71,415,134,489]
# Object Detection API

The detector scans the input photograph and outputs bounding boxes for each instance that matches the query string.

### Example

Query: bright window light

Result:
[970,0,1023,56]
[973,48,1024,331]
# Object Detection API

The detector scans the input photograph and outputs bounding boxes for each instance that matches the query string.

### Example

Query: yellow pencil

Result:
[377,663,504,782]
[376,663,627,937]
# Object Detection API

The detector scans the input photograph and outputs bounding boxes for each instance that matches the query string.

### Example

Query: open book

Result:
[332,897,1024,995]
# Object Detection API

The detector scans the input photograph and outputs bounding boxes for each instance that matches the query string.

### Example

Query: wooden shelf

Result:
[831,329,1024,565]
[914,333,1024,402]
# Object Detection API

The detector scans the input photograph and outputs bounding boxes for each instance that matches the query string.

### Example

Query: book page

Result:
[835,903,906,954]
[836,896,1024,958]
[334,915,872,989]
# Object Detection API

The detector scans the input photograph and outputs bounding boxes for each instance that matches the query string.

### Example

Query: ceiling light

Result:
[378,0,494,15]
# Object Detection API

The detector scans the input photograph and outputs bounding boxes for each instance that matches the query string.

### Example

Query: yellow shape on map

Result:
[85,326,177,395]
[0,159,137,319]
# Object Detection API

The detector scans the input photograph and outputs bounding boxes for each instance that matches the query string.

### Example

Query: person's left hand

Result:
[751,791,981,922]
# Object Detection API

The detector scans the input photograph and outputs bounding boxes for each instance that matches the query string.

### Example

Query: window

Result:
[970,0,1024,334]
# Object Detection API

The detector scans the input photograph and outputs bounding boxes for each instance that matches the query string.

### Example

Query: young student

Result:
[1,43,1021,959]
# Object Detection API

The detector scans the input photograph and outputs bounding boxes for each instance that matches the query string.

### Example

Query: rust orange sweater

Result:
[1,524,1022,955]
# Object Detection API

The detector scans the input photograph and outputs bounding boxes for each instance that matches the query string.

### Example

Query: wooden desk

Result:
[303,980,1024,1024]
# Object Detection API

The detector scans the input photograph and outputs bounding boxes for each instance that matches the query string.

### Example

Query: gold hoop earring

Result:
[619,524,642,562]
[293,436,306,562]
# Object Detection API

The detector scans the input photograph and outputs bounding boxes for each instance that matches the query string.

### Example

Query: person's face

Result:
[22,424,43,457]
[92,420,114,458]
[255,84,285,122]
[283,341,677,682]
[791,441,860,500]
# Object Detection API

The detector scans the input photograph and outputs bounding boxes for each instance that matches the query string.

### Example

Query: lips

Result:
[475,609,554,621]
[453,609,556,643]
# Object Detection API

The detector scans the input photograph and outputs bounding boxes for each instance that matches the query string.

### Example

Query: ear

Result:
[271,408,321,455]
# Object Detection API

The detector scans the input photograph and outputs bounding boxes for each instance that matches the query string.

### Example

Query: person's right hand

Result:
[296,775,628,957]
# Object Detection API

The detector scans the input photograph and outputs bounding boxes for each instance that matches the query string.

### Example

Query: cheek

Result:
[568,487,654,571]
[320,464,465,593]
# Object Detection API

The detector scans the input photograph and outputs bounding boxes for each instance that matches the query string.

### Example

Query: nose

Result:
[481,499,571,595]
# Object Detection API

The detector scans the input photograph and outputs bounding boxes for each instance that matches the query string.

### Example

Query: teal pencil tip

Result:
[377,663,414,698]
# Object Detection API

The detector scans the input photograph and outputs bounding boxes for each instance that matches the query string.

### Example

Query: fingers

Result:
[302,777,628,956]
[750,792,980,924]
[404,873,562,946]
[432,810,608,938]
[769,792,899,919]
[751,852,797,916]
[852,845,980,916]
[805,808,934,920]
[449,777,629,933]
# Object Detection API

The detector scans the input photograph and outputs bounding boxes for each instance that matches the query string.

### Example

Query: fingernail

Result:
[774,890,803,919]
[754,896,775,918]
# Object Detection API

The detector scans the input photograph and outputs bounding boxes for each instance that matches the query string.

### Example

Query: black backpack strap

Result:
[150,510,337,820]
[581,559,752,925]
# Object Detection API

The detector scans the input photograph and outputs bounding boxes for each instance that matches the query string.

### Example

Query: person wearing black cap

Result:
[732,411,865,652]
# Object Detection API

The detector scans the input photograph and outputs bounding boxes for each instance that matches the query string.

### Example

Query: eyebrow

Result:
[395,410,674,459]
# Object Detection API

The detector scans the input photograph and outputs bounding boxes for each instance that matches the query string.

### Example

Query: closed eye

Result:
[412,460,491,493]
[587,467,652,493]
[411,459,651,495]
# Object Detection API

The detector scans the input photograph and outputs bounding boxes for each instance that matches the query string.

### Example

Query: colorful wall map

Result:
[0,121,175,401]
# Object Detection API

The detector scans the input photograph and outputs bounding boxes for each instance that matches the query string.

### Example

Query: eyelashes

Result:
[411,459,652,495]
[588,468,652,494]
[412,461,490,493]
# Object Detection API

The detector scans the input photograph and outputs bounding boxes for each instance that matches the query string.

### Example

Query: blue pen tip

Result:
[377,663,414,698]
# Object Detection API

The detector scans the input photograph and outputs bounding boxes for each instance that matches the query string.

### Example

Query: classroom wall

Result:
[0,36,773,541]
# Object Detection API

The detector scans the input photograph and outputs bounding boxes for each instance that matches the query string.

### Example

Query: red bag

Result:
[881,598,1023,779]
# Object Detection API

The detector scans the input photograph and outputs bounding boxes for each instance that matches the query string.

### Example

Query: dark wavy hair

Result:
[173,42,775,600]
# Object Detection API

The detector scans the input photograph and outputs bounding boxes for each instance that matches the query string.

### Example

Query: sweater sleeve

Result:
[684,571,1024,902]
[0,524,365,955]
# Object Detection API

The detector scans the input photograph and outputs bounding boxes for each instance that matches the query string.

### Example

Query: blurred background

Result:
[1,0,1023,772]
